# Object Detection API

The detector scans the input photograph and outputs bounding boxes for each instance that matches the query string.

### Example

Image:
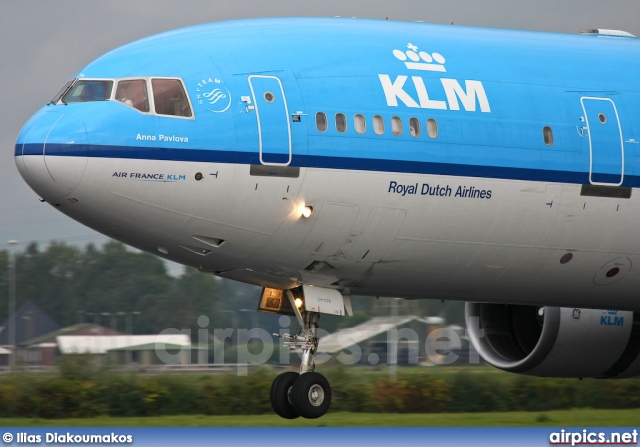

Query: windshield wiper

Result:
[54,78,80,105]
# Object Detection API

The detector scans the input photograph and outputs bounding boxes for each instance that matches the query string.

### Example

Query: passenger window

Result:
[316,112,328,132]
[151,78,192,117]
[335,113,347,133]
[116,80,149,113]
[354,114,366,134]
[62,80,113,104]
[392,116,402,136]
[409,118,420,137]
[373,115,385,135]
[427,118,438,138]
[543,126,554,146]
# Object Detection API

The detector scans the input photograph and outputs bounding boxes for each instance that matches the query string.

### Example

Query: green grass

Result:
[0,409,638,427]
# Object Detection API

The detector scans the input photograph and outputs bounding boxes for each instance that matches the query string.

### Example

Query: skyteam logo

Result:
[194,77,231,113]
[379,43,491,113]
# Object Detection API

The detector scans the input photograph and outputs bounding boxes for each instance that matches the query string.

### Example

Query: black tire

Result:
[290,372,331,419]
[270,372,300,419]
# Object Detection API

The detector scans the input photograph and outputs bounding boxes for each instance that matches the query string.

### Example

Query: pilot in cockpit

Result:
[80,83,97,102]
[116,83,133,107]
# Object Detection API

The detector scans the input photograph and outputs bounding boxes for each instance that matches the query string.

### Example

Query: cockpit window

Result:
[151,78,192,117]
[116,79,149,113]
[50,80,74,104]
[62,80,113,104]
[49,77,194,119]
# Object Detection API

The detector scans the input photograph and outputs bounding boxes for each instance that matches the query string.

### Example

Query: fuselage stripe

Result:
[18,143,630,186]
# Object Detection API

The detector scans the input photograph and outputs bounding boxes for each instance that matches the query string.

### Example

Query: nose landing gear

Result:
[270,292,332,419]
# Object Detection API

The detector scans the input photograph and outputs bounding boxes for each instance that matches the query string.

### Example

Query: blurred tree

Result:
[0,250,8,321]
[13,242,84,326]
[77,240,171,319]
[0,240,465,341]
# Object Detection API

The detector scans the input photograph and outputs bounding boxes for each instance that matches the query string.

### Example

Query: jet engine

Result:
[465,303,640,378]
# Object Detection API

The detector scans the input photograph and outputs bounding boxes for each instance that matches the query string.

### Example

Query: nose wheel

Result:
[290,372,331,419]
[270,371,300,419]
[270,371,332,419]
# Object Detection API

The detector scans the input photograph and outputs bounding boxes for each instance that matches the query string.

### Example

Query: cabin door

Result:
[248,75,292,166]
[581,97,624,186]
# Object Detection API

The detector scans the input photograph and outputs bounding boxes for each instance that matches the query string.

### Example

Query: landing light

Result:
[295,298,304,309]
[302,206,313,218]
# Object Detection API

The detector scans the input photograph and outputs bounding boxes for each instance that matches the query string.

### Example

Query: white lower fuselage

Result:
[28,153,640,311]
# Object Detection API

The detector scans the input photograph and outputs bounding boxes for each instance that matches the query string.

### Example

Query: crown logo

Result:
[393,43,446,72]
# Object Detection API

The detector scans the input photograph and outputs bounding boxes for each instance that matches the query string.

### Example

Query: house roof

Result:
[21,323,92,346]
[57,334,191,354]
[22,323,123,346]
[109,342,208,351]
[318,315,445,354]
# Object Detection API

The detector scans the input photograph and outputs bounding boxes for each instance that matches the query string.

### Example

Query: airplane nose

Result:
[15,110,89,201]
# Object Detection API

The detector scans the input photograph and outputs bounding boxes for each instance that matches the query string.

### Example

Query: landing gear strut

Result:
[270,292,332,419]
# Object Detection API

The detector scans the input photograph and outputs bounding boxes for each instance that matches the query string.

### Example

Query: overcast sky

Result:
[1,0,638,256]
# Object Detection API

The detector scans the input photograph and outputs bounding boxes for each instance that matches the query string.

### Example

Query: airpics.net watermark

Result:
[152,315,484,375]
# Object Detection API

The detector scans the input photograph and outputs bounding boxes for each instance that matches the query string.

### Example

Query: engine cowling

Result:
[465,303,640,378]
